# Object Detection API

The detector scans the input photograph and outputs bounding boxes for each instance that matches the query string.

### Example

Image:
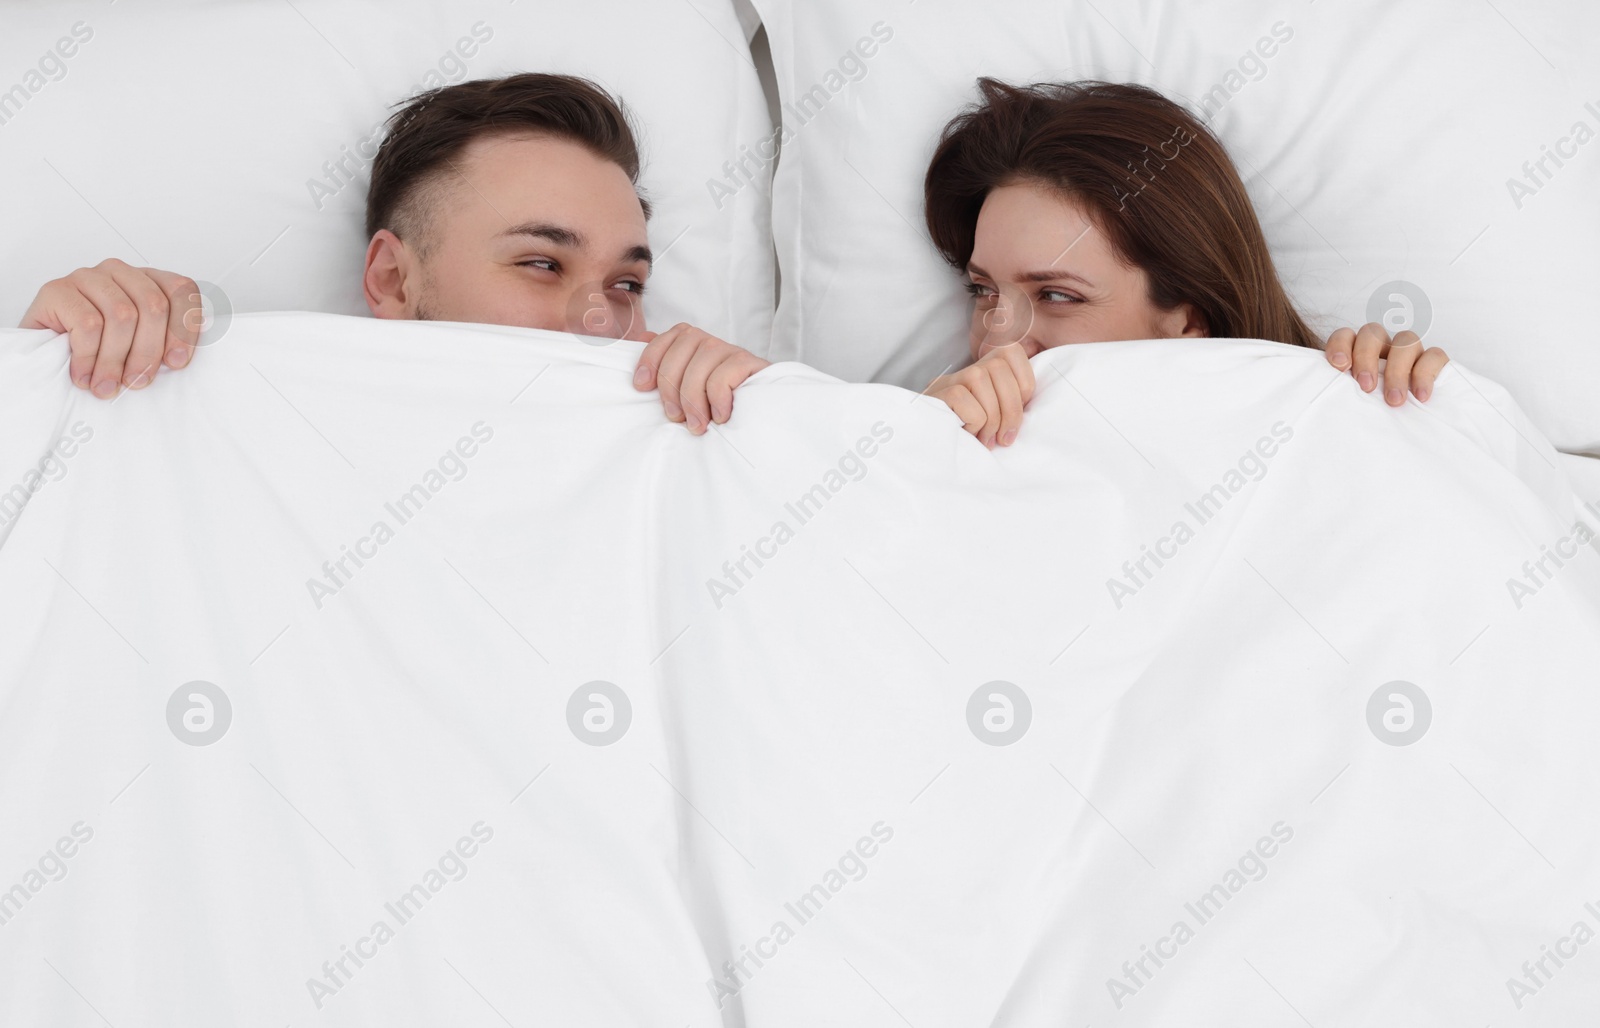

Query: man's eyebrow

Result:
[498,222,652,269]
[499,222,584,247]
[967,261,1092,287]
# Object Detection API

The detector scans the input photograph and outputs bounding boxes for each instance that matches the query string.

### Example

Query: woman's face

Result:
[965,179,1204,362]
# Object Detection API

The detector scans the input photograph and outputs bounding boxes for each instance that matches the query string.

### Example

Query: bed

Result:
[1,2,1597,1025]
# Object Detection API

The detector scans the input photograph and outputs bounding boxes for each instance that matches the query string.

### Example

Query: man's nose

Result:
[565,284,623,338]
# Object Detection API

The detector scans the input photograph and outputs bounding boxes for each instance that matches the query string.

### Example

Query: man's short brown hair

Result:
[364,72,650,254]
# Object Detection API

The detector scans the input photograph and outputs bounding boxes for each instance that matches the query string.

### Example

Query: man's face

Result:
[369,132,653,340]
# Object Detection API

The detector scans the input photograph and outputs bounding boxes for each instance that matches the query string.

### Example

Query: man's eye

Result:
[517,259,558,272]
[614,280,645,295]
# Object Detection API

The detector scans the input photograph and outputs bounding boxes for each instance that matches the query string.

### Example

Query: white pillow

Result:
[0,0,775,351]
[750,0,1600,454]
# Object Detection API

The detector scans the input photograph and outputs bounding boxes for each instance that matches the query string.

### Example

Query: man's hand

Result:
[928,342,1036,448]
[633,323,770,434]
[20,258,202,398]
[1322,323,1449,405]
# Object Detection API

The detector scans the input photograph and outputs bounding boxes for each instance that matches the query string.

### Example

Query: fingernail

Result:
[92,379,117,398]
[167,346,190,368]
[73,373,90,389]
[1330,352,1349,368]
[1417,387,1430,402]
[1000,429,1016,446]
[1358,372,1374,392]
[663,399,682,421]
[633,364,650,388]
[1386,388,1402,405]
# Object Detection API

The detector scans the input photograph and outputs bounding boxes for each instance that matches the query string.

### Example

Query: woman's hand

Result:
[1323,323,1449,405]
[928,342,1036,448]
[633,323,770,434]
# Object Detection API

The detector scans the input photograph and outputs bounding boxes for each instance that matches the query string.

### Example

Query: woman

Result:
[923,79,1448,448]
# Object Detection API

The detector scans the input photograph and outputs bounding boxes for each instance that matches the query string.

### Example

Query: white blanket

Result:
[1,313,1597,1027]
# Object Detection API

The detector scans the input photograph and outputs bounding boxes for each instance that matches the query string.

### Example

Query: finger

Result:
[23,281,103,389]
[985,360,1025,446]
[653,325,700,423]
[1323,326,1356,372]
[996,343,1036,409]
[1351,323,1389,393]
[705,352,768,424]
[1381,329,1423,407]
[678,338,725,433]
[146,269,202,369]
[633,325,678,392]
[937,384,986,436]
[74,271,140,399]
[19,279,73,332]
[960,368,1002,447]
[1409,347,1450,403]
[110,265,171,389]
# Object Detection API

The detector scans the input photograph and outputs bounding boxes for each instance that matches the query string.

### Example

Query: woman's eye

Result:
[614,280,645,295]
[965,282,996,299]
[517,259,558,272]
[1040,289,1082,304]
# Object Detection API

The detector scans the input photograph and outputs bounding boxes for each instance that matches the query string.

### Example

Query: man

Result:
[18,72,768,436]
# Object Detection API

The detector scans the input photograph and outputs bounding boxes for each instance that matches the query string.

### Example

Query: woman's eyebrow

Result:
[967,261,1091,286]
[1017,268,1092,285]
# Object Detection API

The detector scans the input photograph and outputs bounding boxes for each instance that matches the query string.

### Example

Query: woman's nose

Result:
[981,292,1034,347]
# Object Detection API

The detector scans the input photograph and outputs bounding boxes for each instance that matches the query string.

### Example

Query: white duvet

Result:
[1,313,1597,1027]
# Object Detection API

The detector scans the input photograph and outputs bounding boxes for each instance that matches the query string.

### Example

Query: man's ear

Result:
[1154,302,1209,339]
[363,229,416,319]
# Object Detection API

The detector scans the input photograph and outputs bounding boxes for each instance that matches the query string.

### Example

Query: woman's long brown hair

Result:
[925,79,1319,348]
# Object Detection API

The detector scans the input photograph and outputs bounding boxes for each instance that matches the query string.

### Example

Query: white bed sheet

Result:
[0,317,1597,1026]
